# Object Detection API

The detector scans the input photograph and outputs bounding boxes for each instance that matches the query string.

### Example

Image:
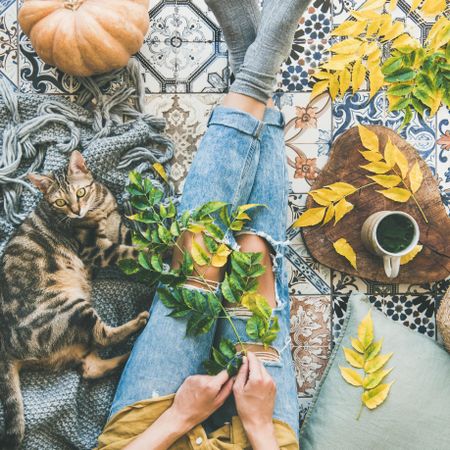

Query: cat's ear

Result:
[68,150,89,176]
[27,173,54,193]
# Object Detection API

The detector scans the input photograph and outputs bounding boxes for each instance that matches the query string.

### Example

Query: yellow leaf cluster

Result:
[339,310,394,418]
[357,126,427,221]
[400,244,423,265]
[293,182,357,228]
[310,0,447,103]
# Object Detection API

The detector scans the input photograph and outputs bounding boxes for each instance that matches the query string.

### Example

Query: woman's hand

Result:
[233,352,279,449]
[171,370,235,431]
[125,371,234,450]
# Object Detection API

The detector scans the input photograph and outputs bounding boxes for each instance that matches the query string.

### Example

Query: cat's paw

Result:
[136,311,150,328]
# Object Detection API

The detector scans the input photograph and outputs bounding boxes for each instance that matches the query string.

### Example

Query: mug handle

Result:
[383,255,401,279]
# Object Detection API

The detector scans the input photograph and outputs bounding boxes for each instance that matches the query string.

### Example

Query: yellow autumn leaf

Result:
[392,33,421,51]
[211,243,231,267]
[309,190,332,206]
[376,187,412,202]
[352,10,382,20]
[369,64,384,99]
[365,338,384,361]
[333,238,357,269]
[358,125,379,152]
[357,41,368,57]
[388,0,398,12]
[362,382,394,409]
[426,17,450,50]
[313,70,331,80]
[363,368,393,389]
[334,198,354,224]
[323,204,335,225]
[339,68,351,96]
[293,207,326,227]
[400,245,423,265]
[343,347,365,369]
[188,223,206,233]
[383,138,396,168]
[326,182,357,196]
[332,20,367,37]
[368,174,401,188]
[340,367,363,387]
[360,0,386,11]
[310,80,330,101]
[330,38,363,54]
[351,337,365,353]
[366,42,381,61]
[366,19,381,37]
[382,20,405,41]
[191,239,210,266]
[352,59,366,93]
[421,0,446,17]
[329,72,340,100]
[361,161,392,174]
[312,188,342,202]
[359,150,383,162]
[393,145,409,178]
[358,310,374,350]
[364,352,393,373]
[152,163,169,182]
[322,54,357,71]
[409,161,423,193]
[410,0,421,11]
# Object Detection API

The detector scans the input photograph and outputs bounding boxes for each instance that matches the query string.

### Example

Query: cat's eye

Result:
[55,199,67,207]
[76,188,86,198]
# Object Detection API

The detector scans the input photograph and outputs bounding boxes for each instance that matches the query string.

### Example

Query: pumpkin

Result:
[18,0,150,77]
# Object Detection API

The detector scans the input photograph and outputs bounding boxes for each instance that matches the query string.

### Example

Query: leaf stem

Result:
[356,402,364,421]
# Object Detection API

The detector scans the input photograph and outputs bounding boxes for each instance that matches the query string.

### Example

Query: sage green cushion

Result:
[299,293,450,450]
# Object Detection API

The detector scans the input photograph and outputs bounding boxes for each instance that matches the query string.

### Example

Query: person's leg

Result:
[205,0,260,75]
[209,108,300,438]
[231,0,312,103]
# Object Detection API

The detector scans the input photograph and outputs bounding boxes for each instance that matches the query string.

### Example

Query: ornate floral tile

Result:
[437,106,450,215]
[0,0,17,87]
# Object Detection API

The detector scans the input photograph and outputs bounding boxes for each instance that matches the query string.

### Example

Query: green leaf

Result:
[129,171,143,186]
[118,258,140,275]
[182,251,194,275]
[191,240,210,266]
[138,252,151,270]
[262,316,280,346]
[157,288,179,308]
[203,359,225,375]
[241,293,272,321]
[180,211,191,228]
[203,234,219,254]
[150,254,163,272]
[170,221,180,237]
[387,83,414,96]
[205,223,225,240]
[382,56,403,75]
[384,68,416,82]
[157,224,172,244]
[219,339,236,360]
[131,198,149,211]
[246,315,265,340]
[221,274,238,303]
[196,201,228,219]
[186,316,215,336]
[365,339,383,361]
[363,368,393,389]
[159,204,167,218]
[219,205,231,227]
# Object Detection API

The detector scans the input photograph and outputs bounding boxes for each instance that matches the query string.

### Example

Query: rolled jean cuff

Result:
[263,107,285,128]
[207,105,265,139]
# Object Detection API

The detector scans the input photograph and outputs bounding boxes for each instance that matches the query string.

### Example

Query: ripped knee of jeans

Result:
[182,276,220,293]
[235,342,281,363]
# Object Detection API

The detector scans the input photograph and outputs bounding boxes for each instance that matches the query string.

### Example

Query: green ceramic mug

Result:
[361,211,420,279]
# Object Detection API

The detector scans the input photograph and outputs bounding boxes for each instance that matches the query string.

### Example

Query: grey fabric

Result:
[0,61,174,449]
[230,0,312,103]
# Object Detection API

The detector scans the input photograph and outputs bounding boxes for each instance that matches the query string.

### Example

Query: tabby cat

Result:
[0,151,149,449]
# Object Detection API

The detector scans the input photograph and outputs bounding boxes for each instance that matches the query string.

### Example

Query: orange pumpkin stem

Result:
[64,0,84,11]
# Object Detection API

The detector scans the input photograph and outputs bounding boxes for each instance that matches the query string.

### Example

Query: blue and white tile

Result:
[0,0,18,87]
[19,31,79,94]
[295,2,332,41]
[332,90,387,140]
[436,106,450,215]
[332,0,365,24]
[139,36,228,93]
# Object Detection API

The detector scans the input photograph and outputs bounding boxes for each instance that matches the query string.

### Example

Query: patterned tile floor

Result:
[2,0,449,422]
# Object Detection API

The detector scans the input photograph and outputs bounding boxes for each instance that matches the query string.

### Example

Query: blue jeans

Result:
[109,106,299,438]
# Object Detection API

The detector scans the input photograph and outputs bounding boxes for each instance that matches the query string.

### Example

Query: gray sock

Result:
[230,0,311,103]
[205,0,261,75]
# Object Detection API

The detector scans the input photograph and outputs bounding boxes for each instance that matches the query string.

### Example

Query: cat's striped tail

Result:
[0,360,24,450]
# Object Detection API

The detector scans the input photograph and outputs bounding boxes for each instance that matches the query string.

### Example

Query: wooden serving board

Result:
[302,125,450,283]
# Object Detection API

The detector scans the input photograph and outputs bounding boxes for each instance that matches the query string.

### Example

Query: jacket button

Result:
[195,437,203,445]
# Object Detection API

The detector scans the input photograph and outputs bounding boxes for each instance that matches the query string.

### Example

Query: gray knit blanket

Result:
[0,61,174,449]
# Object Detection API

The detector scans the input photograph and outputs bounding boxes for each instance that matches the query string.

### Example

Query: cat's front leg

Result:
[93,237,139,268]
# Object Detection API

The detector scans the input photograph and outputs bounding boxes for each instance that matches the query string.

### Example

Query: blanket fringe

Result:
[0,59,174,224]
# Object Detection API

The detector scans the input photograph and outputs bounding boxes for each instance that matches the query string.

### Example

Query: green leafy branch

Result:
[119,172,280,375]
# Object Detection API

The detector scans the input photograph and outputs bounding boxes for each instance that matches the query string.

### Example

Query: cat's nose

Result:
[72,205,81,216]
